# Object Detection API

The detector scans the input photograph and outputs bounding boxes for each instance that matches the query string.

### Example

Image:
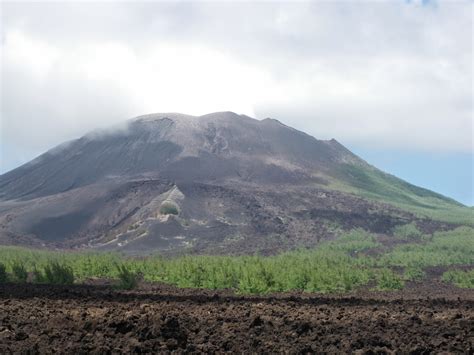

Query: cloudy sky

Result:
[1,0,472,204]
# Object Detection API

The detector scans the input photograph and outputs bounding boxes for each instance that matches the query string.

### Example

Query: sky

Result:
[0,0,472,205]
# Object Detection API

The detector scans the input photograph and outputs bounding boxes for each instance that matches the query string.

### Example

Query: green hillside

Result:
[331,163,473,226]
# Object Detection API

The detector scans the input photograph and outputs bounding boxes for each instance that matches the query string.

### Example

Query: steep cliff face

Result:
[0,112,463,254]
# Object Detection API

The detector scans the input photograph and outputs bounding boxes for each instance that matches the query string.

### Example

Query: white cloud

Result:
[0,0,472,172]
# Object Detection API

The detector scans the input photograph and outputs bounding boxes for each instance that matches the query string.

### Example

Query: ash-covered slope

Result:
[0,112,464,254]
[0,112,358,200]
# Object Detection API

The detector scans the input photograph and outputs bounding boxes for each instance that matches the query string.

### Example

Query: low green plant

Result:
[0,226,471,295]
[160,202,179,215]
[0,263,7,283]
[378,227,474,268]
[11,261,28,283]
[376,269,404,290]
[32,264,46,283]
[43,262,75,285]
[393,223,423,240]
[238,258,275,294]
[442,270,474,289]
[404,266,425,281]
[328,228,380,254]
[116,264,140,290]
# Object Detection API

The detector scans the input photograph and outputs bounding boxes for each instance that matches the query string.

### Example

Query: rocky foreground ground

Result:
[0,281,473,354]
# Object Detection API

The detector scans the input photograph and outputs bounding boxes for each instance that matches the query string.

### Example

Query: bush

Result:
[0,263,7,283]
[442,270,474,289]
[379,227,474,268]
[11,261,28,283]
[404,266,426,281]
[43,262,75,285]
[116,264,140,290]
[237,259,275,294]
[376,269,404,290]
[32,265,46,283]
[7,228,473,295]
[160,202,179,215]
[393,223,423,240]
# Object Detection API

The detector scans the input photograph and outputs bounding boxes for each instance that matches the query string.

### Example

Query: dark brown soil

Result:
[0,282,473,354]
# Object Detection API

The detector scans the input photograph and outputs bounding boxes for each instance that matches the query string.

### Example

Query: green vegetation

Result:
[0,227,472,293]
[403,266,425,281]
[376,269,404,290]
[334,163,474,226]
[160,201,179,215]
[377,227,474,268]
[116,264,140,290]
[442,270,474,289]
[42,262,75,285]
[393,223,423,241]
[11,261,28,283]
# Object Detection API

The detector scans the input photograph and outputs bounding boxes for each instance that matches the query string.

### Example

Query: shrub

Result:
[379,227,474,268]
[376,269,404,290]
[404,266,425,281]
[43,262,75,285]
[442,270,474,289]
[32,265,46,283]
[0,263,7,283]
[11,261,28,283]
[237,259,275,294]
[328,228,380,254]
[8,228,474,295]
[116,264,140,290]
[393,223,423,240]
[160,202,179,215]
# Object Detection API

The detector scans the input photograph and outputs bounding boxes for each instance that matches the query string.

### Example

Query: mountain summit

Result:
[0,112,359,200]
[0,112,469,254]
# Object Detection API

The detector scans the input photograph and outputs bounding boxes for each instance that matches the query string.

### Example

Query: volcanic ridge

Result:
[0,112,469,254]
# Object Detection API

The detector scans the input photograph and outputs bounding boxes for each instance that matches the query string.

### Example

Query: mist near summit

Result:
[1,0,472,203]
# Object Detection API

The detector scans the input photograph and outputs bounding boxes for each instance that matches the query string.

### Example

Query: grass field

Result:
[0,227,472,294]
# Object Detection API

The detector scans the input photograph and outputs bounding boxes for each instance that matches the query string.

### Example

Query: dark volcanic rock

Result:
[0,112,462,254]
[0,283,473,353]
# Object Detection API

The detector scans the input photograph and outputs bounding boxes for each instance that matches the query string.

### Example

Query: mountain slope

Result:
[0,112,470,254]
[0,112,359,200]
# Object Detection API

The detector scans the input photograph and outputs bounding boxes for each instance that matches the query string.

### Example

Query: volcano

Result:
[0,112,469,254]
